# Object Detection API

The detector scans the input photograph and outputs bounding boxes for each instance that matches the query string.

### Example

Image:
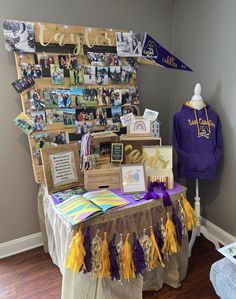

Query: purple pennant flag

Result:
[142,33,193,71]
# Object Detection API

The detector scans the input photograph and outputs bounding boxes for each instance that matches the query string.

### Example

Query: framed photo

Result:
[127,117,152,137]
[111,143,123,163]
[41,143,82,193]
[120,164,146,194]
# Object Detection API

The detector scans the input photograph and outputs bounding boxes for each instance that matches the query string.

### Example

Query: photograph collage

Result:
[22,50,140,135]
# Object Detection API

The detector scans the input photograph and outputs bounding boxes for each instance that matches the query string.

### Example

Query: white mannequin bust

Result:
[190,83,205,110]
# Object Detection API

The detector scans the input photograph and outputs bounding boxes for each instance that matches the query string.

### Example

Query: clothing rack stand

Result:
[188,178,220,257]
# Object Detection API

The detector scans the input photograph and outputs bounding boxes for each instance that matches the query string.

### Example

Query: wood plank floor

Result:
[0,235,222,299]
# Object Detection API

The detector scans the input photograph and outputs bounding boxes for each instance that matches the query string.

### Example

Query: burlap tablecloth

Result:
[39,184,189,299]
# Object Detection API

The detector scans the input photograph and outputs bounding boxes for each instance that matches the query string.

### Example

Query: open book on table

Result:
[55,189,129,226]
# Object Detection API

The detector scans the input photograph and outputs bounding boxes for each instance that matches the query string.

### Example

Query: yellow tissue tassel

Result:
[181,193,197,230]
[100,232,110,278]
[162,213,178,255]
[66,228,86,272]
[121,233,135,281]
[149,226,165,269]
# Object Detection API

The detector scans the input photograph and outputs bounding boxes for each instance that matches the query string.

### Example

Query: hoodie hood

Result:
[182,101,208,110]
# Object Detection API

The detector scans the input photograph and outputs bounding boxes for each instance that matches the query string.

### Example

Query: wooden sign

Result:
[41,143,83,193]
[111,143,123,163]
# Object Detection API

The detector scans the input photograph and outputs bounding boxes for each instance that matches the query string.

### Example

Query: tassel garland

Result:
[162,213,178,255]
[132,233,146,275]
[149,226,165,269]
[155,224,164,252]
[66,228,86,272]
[100,232,110,278]
[83,227,92,272]
[181,194,197,230]
[109,234,120,281]
[121,234,135,281]
[172,207,183,246]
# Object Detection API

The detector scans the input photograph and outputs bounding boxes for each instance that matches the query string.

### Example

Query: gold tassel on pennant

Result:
[149,226,165,269]
[121,233,135,281]
[181,193,197,230]
[162,213,178,255]
[66,228,86,272]
[100,232,110,278]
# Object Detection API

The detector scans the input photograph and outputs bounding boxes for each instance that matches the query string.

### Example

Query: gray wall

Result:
[171,0,236,236]
[0,0,175,243]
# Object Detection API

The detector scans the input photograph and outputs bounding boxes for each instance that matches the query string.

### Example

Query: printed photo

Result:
[46,109,64,124]
[129,87,139,104]
[37,53,55,69]
[14,112,35,135]
[97,66,109,85]
[111,105,122,123]
[69,54,78,69]
[70,87,84,107]
[110,89,122,106]
[21,63,42,79]
[115,32,142,57]
[12,77,35,93]
[125,57,139,73]
[99,142,111,157]
[105,120,120,132]
[121,89,130,105]
[110,66,121,83]
[69,65,83,85]
[83,88,97,107]
[96,107,108,126]
[97,88,110,106]
[121,66,132,83]
[31,110,46,131]
[122,105,138,116]
[106,53,121,66]
[75,121,93,135]
[50,64,64,85]
[34,132,67,165]
[87,52,107,66]
[84,65,96,85]
[44,89,59,109]
[58,55,71,69]
[57,89,71,108]
[27,89,45,110]
[3,19,35,53]
[62,109,76,126]
[76,108,96,122]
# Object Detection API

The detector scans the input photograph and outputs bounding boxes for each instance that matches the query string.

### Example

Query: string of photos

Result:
[66,191,197,281]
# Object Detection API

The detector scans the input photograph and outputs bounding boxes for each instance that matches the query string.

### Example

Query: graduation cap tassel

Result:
[100,232,110,278]
[149,226,165,269]
[132,232,146,276]
[66,228,86,273]
[83,227,92,273]
[181,193,197,230]
[109,234,120,281]
[162,213,178,255]
[172,207,183,246]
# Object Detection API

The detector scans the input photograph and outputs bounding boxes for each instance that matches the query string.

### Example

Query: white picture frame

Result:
[120,164,146,194]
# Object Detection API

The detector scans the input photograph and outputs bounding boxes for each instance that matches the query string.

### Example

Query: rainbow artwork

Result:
[133,120,146,132]
[126,170,140,184]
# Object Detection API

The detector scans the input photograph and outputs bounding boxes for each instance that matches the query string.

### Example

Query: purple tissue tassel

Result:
[109,234,120,281]
[158,182,172,207]
[172,207,182,246]
[144,182,159,201]
[155,224,164,252]
[132,233,146,275]
[83,227,92,272]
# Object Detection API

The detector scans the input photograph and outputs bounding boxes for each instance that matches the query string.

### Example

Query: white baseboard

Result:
[201,217,236,245]
[0,232,43,259]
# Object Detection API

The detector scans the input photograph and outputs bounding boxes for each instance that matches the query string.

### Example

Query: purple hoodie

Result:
[173,102,222,179]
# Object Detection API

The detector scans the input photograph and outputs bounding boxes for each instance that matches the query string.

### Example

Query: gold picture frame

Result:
[127,117,152,137]
[41,143,83,193]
